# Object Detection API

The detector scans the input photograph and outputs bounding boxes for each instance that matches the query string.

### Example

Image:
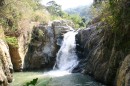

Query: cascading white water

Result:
[44,31,79,77]
[54,31,79,72]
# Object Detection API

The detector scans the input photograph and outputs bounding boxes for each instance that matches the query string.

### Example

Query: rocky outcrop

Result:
[9,45,22,71]
[76,22,130,85]
[0,39,13,86]
[8,21,36,71]
[52,20,74,46]
[24,25,56,69]
[24,20,74,70]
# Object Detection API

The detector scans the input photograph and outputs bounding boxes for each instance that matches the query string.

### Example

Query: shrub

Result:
[5,36,18,47]
[32,10,50,24]
[23,78,38,86]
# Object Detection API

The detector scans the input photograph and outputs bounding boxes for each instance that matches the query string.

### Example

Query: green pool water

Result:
[10,71,105,86]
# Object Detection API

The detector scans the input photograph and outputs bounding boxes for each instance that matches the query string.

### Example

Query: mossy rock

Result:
[5,36,18,48]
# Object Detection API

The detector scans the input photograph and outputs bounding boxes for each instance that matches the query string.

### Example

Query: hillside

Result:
[65,6,92,22]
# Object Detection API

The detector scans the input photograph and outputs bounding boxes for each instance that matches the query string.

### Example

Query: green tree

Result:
[46,1,62,16]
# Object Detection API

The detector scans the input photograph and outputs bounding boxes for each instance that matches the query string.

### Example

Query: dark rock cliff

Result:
[24,25,57,69]
[76,22,130,86]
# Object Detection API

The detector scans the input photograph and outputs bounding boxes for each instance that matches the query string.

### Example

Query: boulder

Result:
[51,20,75,29]
[52,20,74,46]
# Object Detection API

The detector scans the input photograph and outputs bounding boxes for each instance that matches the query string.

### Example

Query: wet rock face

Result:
[76,23,130,85]
[24,26,56,69]
[24,20,74,70]
[0,39,13,86]
[75,24,103,73]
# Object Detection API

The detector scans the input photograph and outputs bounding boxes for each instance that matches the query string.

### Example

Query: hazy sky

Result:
[40,0,93,10]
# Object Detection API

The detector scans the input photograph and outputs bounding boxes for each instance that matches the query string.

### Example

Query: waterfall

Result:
[54,31,79,72]
[44,31,79,77]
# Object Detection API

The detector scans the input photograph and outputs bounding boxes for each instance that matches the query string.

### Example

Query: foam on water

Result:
[44,70,71,77]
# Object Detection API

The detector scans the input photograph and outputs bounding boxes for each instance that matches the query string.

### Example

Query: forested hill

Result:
[65,2,105,24]
[65,6,92,22]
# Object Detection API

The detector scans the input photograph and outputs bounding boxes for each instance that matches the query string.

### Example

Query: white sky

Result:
[40,0,93,10]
